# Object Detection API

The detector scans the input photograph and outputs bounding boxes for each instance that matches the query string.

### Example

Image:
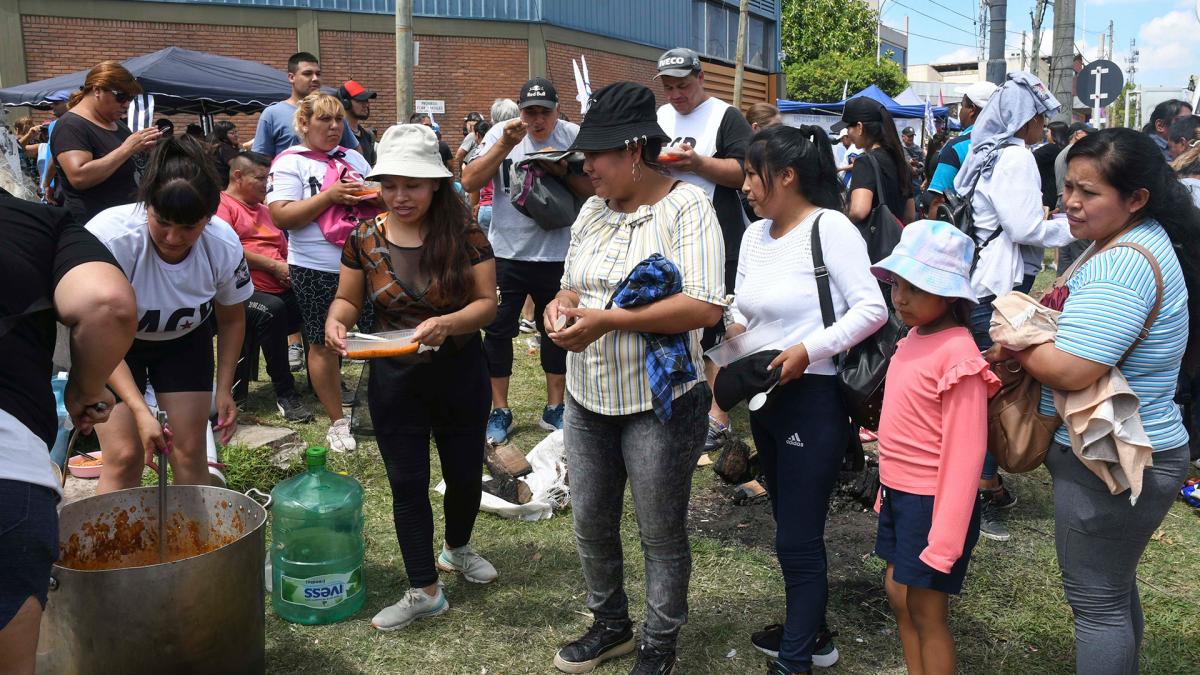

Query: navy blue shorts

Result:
[0,479,59,629]
[875,485,980,595]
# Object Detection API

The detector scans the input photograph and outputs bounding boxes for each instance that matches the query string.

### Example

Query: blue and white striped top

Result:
[1038,220,1189,451]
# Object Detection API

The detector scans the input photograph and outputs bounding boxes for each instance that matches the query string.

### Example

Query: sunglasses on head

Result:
[109,90,134,104]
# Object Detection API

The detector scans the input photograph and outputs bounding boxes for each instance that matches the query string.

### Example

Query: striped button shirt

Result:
[562,182,727,416]
[1038,220,1189,451]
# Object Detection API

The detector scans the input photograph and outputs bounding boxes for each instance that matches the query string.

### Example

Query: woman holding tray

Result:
[324,123,498,632]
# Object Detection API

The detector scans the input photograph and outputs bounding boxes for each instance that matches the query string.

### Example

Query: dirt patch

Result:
[687,470,882,557]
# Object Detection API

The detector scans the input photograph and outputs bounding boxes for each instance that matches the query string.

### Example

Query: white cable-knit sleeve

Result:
[801,216,887,363]
[728,220,759,327]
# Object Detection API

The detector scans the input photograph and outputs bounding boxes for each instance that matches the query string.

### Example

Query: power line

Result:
[927,0,977,23]
[890,0,977,35]
[905,29,980,49]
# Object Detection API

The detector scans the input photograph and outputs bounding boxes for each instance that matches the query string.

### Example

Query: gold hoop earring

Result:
[632,161,643,183]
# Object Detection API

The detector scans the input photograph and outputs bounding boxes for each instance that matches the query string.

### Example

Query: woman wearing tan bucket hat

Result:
[325,123,499,631]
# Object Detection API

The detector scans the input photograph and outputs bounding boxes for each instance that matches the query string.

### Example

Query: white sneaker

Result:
[371,587,448,631]
[326,418,357,453]
[435,543,498,584]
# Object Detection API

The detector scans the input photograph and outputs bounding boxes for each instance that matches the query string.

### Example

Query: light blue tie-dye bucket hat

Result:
[870,219,978,302]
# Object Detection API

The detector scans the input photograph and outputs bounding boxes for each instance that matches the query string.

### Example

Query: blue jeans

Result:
[749,375,847,671]
[968,297,999,480]
[564,384,711,650]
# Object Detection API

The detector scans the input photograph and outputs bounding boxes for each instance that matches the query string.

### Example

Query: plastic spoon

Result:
[747,382,779,412]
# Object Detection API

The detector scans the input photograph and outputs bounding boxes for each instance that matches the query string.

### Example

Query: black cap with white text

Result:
[519,78,558,109]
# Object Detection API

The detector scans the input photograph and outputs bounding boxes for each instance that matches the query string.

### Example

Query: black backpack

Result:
[934,170,1002,273]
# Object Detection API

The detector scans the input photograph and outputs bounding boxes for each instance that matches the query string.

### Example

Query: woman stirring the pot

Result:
[87,135,250,493]
[268,93,378,453]
[325,124,498,631]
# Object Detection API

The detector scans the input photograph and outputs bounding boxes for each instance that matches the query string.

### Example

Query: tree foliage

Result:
[781,0,880,63]
[785,54,909,103]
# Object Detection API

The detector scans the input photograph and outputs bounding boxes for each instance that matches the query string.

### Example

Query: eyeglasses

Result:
[109,90,134,104]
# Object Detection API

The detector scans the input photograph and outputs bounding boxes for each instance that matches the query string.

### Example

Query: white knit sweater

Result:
[730,209,888,376]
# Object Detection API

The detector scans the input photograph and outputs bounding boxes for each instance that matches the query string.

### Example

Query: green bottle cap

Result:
[305,446,328,468]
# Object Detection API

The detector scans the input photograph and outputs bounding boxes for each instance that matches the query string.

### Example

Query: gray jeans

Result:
[564,384,710,650]
[1045,442,1190,674]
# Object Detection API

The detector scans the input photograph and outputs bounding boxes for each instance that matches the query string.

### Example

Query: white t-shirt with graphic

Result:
[475,120,580,261]
[266,145,372,273]
[86,204,254,342]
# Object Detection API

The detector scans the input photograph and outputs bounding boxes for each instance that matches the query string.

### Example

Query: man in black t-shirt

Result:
[0,189,136,671]
[338,80,378,166]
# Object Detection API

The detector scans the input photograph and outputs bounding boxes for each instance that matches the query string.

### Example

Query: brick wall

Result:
[319,31,528,151]
[21,15,296,139]
[545,42,664,123]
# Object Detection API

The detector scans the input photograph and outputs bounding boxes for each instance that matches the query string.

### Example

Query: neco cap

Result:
[655,48,702,79]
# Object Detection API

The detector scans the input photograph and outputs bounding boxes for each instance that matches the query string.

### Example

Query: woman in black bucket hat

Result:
[544,82,728,675]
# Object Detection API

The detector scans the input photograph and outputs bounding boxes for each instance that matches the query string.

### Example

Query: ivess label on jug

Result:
[284,568,363,608]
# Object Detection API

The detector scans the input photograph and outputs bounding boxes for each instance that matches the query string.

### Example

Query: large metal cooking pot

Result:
[36,485,269,675]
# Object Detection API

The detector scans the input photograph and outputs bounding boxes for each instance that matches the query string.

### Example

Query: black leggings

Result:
[368,336,490,588]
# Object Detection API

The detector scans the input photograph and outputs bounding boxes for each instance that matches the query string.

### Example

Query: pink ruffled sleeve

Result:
[921,357,997,573]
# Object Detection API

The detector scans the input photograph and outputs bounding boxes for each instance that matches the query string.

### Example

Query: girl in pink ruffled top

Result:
[868,219,1001,675]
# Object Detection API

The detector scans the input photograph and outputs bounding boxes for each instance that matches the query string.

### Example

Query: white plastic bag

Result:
[435,430,569,521]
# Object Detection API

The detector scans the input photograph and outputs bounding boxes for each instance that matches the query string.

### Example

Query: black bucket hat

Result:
[567,82,669,153]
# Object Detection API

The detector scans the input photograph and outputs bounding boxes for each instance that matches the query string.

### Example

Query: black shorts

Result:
[122,323,215,397]
[0,480,59,628]
[875,485,981,595]
[291,265,374,346]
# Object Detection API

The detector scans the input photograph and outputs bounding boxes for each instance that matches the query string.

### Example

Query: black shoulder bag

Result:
[855,153,903,263]
[811,213,905,431]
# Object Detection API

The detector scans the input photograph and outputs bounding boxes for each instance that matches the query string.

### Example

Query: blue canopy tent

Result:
[777,84,948,119]
[0,47,292,116]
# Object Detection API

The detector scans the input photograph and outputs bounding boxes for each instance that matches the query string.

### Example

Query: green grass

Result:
[222,269,1200,673]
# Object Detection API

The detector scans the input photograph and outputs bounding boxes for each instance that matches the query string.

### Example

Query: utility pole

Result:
[986,0,1007,85]
[395,0,414,123]
[733,0,749,109]
[1122,38,1138,128]
[1030,0,1048,78]
[1050,0,1075,122]
[1020,30,1027,71]
[1106,20,1114,60]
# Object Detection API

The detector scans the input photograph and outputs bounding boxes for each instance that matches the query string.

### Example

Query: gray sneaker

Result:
[371,587,449,631]
[979,491,1011,542]
[435,543,498,584]
[288,343,304,372]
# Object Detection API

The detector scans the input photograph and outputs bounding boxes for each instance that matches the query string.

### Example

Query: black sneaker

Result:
[767,661,811,675]
[979,490,1011,542]
[629,643,676,675]
[553,619,635,673]
[276,393,314,423]
[751,624,838,667]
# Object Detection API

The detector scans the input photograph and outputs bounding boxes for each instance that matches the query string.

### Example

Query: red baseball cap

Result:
[339,80,377,102]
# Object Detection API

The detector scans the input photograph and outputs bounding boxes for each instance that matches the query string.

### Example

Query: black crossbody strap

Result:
[810,212,836,330]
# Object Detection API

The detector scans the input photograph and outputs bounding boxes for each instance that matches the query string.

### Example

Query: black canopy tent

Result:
[0,46,293,115]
